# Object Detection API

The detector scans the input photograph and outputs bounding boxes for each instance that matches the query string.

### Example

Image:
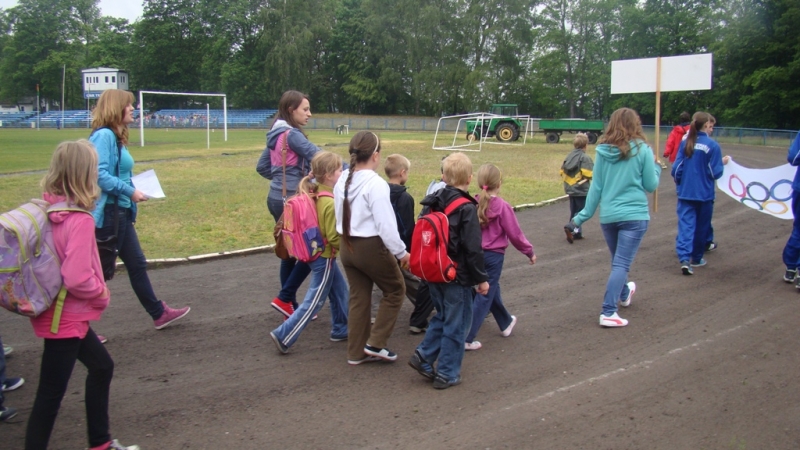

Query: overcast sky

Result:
[0,0,144,23]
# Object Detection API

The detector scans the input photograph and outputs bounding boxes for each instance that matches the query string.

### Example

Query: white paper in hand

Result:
[131,169,166,199]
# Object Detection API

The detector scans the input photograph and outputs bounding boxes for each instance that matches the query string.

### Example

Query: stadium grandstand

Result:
[0,109,277,128]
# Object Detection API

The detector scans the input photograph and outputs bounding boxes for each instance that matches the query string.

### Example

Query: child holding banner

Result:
[781,133,800,286]
[671,112,729,275]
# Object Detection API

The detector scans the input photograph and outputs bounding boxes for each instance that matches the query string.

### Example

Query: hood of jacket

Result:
[420,184,477,212]
[562,149,586,173]
[595,140,646,165]
[345,169,381,200]
[266,119,292,149]
[44,193,78,223]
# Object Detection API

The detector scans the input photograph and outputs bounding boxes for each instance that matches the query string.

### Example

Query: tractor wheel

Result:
[586,132,598,145]
[495,123,520,142]
[545,132,560,144]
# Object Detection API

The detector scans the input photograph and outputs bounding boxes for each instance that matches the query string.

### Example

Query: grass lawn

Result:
[0,127,580,259]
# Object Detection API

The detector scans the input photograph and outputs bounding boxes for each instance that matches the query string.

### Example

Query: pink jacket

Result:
[476,195,535,258]
[30,193,109,339]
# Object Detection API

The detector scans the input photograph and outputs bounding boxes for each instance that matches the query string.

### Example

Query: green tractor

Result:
[465,104,524,142]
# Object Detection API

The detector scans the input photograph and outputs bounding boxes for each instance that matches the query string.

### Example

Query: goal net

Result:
[137,90,228,147]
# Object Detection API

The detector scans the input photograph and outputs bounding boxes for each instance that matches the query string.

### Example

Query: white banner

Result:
[611,53,713,94]
[716,159,795,220]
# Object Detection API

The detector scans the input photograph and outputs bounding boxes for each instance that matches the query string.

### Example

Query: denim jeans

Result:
[96,205,164,320]
[267,197,311,307]
[25,329,114,449]
[272,257,349,348]
[466,251,513,343]
[675,199,713,263]
[783,190,800,269]
[600,220,649,316]
[416,282,474,381]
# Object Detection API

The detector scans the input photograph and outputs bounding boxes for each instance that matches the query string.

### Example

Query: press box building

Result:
[82,67,129,99]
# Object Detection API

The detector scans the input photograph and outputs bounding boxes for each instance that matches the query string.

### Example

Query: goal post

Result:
[137,90,228,147]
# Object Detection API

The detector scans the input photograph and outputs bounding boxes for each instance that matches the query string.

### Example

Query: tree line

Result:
[0,0,797,129]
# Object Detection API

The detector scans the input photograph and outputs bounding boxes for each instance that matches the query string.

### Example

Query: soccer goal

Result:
[137,90,228,147]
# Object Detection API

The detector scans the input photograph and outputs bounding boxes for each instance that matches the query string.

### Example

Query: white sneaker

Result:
[501,315,517,337]
[619,282,636,307]
[108,439,140,450]
[464,341,482,351]
[599,312,628,327]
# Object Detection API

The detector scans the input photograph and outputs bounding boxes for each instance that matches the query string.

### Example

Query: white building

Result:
[82,67,129,99]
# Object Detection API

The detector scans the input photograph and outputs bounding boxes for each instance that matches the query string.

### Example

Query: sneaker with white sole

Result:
[347,356,381,365]
[599,312,628,327]
[681,261,693,275]
[706,242,717,252]
[269,331,289,354]
[2,377,24,392]
[364,345,397,361]
[619,281,636,307]
[153,302,191,330]
[784,268,797,283]
[2,345,12,357]
[464,341,482,351]
[501,315,517,337]
[270,298,294,318]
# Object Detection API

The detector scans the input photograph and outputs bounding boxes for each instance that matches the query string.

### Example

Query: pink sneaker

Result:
[154,302,191,330]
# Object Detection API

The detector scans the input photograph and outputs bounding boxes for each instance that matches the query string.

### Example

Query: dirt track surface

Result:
[2,143,799,449]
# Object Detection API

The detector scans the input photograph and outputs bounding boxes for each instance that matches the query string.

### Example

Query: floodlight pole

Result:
[654,57,662,212]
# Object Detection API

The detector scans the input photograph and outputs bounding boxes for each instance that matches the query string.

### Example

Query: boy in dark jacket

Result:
[383,154,418,304]
[560,133,594,242]
[408,153,489,389]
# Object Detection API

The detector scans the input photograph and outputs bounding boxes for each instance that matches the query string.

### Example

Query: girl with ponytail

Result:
[671,112,729,275]
[269,152,349,353]
[465,164,536,351]
[333,131,409,365]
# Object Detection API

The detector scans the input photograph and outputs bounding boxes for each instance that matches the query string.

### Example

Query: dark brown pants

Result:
[340,236,406,361]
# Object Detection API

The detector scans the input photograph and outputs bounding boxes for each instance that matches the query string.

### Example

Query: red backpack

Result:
[409,197,471,283]
[281,191,334,263]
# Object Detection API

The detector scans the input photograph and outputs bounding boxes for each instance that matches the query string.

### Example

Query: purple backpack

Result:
[0,200,87,333]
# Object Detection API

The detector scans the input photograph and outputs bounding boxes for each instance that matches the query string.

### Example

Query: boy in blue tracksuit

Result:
[781,133,800,286]
[671,112,728,275]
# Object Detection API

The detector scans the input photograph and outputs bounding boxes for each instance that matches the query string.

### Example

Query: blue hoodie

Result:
[573,139,661,226]
[787,133,800,192]
[670,132,723,201]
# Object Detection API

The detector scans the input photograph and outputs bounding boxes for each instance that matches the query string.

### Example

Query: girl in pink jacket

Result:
[465,164,537,351]
[25,140,138,450]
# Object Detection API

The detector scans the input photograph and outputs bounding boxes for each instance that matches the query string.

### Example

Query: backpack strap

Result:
[443,197,471,216]
[279,129,291,202]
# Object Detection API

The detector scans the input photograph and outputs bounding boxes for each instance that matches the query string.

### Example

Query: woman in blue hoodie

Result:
[257,91,322,318]
[671,112,728,276]
[566,108,661,327]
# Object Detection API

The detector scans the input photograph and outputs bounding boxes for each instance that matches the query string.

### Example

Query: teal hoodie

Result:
[573,139,661,226]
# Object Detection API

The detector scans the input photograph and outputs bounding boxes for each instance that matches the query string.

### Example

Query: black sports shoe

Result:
[408,350,435,380]
[364,345,397,361]
[432,374,462,390]
[784,268,797,283]
[0,406,17,422]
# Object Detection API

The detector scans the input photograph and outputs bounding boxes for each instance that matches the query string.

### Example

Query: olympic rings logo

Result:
[728,174,792,215]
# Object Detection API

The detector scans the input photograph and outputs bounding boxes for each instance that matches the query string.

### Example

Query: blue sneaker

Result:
[690,259,707,267]
[681,261,693,275]
[408,350,435,380]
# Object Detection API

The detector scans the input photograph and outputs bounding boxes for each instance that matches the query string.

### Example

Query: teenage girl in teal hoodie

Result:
[566,108,661,327]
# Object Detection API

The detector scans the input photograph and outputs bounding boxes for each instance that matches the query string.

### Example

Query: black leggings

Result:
[25,328,114,450]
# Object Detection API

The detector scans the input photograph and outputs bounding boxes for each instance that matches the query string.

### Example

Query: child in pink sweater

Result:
[465,164,536,351]
[25,140,138,450]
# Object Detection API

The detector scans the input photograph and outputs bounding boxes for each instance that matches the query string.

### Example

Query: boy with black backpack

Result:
[408,152,489,389]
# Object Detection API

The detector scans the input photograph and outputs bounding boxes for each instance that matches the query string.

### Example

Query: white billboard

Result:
[610,53,713,94]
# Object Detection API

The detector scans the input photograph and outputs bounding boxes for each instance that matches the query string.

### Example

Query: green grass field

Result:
[0,127,576,259]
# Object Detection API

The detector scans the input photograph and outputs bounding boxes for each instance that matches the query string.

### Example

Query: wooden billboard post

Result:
[610,53,713,211]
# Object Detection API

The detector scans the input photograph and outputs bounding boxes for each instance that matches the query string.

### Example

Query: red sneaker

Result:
[97,335,108,344]
[154,302,191,330]
[270,298,294,318]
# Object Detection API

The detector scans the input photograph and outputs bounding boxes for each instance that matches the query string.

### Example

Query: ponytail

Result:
[297,174,317,196]
[684,112,716,159]
[341,152,358,250]
[475,163,502,227]
[477,187,491,226]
